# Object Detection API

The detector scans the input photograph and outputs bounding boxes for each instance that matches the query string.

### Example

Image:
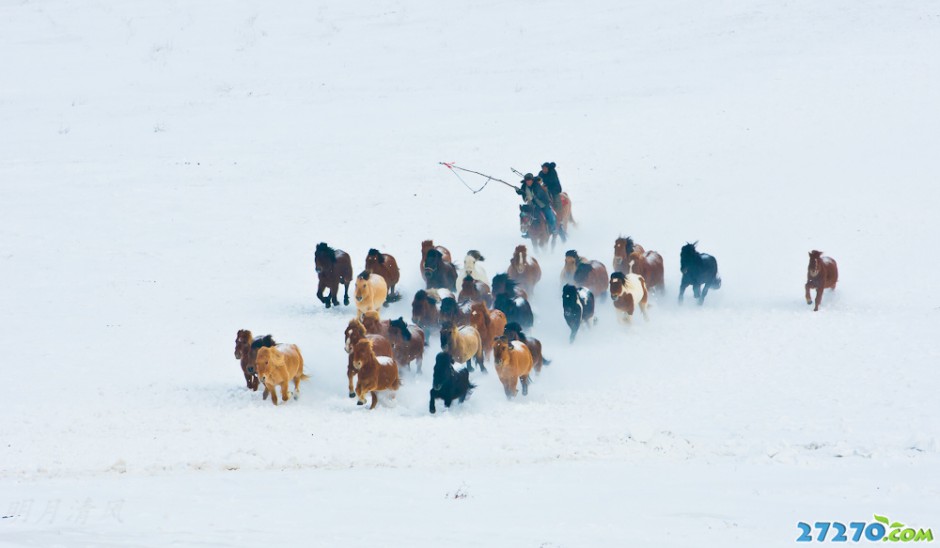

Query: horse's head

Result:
[439,321,457,350]
[314,242,336,274]
[564,250,579,272]
[390,317,411,341]
[493,336,510,363]
[464,250,484,273]
[613,237,635,267]
[512,245,528,270]
[680,242,699,274]
[562,284,579,304]
[362,311,383,333]
[609,272,627,300]
[234,329,252,359]
[503,321,524,342]
[432,352,455,391]
[425,249,443,274]
[254,346,281,385]
[411,290,436,325]
[461,275,477,294]
[365,248,384,272]
[351,339,374,371]
[344,319,366,353]
[355,271,372,302]
[808,250,824,277]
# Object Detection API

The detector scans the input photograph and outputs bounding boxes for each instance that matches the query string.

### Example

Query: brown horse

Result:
[362,310,391,339]
[504,322,549,374]
[365,248,401,303]
[351,339,401,409]
[520,203,552,250]
[388,317,426,374]
[315,242,353,309]
[420,240,452,284]
[468,301,507,361]
[805,250,838,311]
[411,289,441,337]
[440,321,485,372]
[507,244,541,295]
[555,192,575,234]
[344,319,393,398]
[234,330,276,391]
[493,336,534,398]
[612,237,645,274]
[628,249,665,294]
[458,275,493,306]
[561,250,609,299]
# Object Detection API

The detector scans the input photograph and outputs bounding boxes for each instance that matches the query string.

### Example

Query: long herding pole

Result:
[439,162,520,194]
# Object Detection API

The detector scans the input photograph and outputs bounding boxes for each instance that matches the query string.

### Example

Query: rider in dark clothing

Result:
[540,162,563,212]
[516,173,557,234]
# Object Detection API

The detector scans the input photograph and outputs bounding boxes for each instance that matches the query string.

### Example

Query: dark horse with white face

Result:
[678,242,721,306]
[315,242,353,308]
[424,248,458,291]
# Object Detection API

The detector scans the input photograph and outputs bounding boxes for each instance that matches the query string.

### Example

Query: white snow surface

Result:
[1,0,939,546]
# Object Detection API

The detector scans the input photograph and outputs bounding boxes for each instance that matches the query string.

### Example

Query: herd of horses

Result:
[235,229,839,410]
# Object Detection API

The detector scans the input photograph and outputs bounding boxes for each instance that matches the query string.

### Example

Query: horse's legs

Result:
[466,359,474,372]
[293,376,301,399]
[263,386,270,400]
[678,282,688,304]
[521,375,529,396]
[280,381,290,402]
[416,354,423,375]
[814,287,824,312]
[699,284,709,305]
[641,302,650,321]
[270,386,278,406]
[429,392,437,414]
[347,368,356,398]
[342,280,349,306]
[317,280,328,307]
[476,350,487,374]
[805,282,813,305]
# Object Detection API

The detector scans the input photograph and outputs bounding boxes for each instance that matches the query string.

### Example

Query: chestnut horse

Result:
[629,249,665,294]
[388,317,426,374]
[234,330,276,391]
[493,336,534,399]
[609,268,650,323]
[365,248,401,303]
[507,244,541,295]
[468,301,507,361]
[354,271,388,319]
[612,237,645,274]
[504,322,550,373]
[315,242,353,309]
[344,319,393,398]
[805,250,838,311]
[362,310,390,339]
[458,275,493,307]
[561,250,609,299]
[351,339,401,409]
[424,249,458,291]
[420,240,452,284]
[440,321,485,373]
[520,203,552,250]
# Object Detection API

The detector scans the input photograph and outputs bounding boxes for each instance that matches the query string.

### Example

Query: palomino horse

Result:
[351,339,401,409]
[805,250,838,311]
[561,250,609,299]
[440,321,485,373]
[315,242,353,309]
[612,237,645,274]
[458,275,493,306]
[424,249,458,291]
[468,301,507,361]
[365,248,401,303]
[628,249,665,294]
[420,240,452,284]
[507,244,541,295]
[255,344,308,406]
[504,321,550,374]
[609,267,650,323]
[354,271,388,319]
[388,317,426,374]
[344,319,393,398]
[678,242,721,306]
[462,250,488,284]
[429,352,475,414]
[234,330,276,391]
[493,336,534,399]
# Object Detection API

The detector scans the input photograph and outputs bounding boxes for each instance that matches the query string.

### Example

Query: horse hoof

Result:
[356,400,364,406]
[348,392,355,398]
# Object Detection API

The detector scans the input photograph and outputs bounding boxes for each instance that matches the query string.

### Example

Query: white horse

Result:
[462,250,488,284]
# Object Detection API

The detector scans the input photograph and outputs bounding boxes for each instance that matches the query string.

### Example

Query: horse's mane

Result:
[390,318,411,341]
[316,242,336,262]
[492,273,518,295]
[357,270,371,280]
[462,274,476,286]
[574,262,594,284]
[467,250,485,262]
[367,248,385,264]
[610,271,627,283]
[414,289,437,306]
[565,249,579,260]
[251,334,276,349]
[504,321,528,342]
[426,248,443,262]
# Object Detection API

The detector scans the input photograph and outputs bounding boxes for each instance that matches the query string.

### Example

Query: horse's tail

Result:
[300,373,311,381]
[542,356,552,366]
[712,276,722,290]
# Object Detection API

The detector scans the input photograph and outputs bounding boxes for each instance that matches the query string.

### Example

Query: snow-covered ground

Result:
[2,0,938,546]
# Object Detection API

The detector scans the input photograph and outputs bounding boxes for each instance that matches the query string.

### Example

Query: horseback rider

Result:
[516,173,558,235]
[540,162,563,213]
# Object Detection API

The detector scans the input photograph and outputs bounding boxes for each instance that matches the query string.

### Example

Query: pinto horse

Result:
[612,237,645,274]
[562,284,595,343]
[429,352,475,414]
[504,321,550,373]
[462,250,488,284]
[424,249,458,291]
[805,250,838,311]
[561,250,609,299]
[365,248,401,303]
[420,240,452,284]
[629,249,665,294]
[609,268,649,323]
[678,242,721,306]
[507,244,541,295]
[494,293,534,329]
[354,271,388,319]
[344,319,393,398]
[315,242,353,309]
[458,275,493,306]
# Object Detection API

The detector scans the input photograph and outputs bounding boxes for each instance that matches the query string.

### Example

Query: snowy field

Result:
[2,0,939,546]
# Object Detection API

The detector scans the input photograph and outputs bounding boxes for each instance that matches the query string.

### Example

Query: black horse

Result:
[491,273,527,299]
[423,248,458,291]
[429,352,475,414]
[678,242,721,306]
[440,297,472,325]
[314,242,353,308]
[494,293,534,328]
[562,284,595,343]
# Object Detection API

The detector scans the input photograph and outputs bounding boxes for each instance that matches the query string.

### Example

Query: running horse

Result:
[315,242,353,309]
[805,250,838,311]
[519,191,574,251]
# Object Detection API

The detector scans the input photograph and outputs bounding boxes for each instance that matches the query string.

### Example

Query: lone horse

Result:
[315,242,353,308]
[805,250,838,311]
[678,242,721,306]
